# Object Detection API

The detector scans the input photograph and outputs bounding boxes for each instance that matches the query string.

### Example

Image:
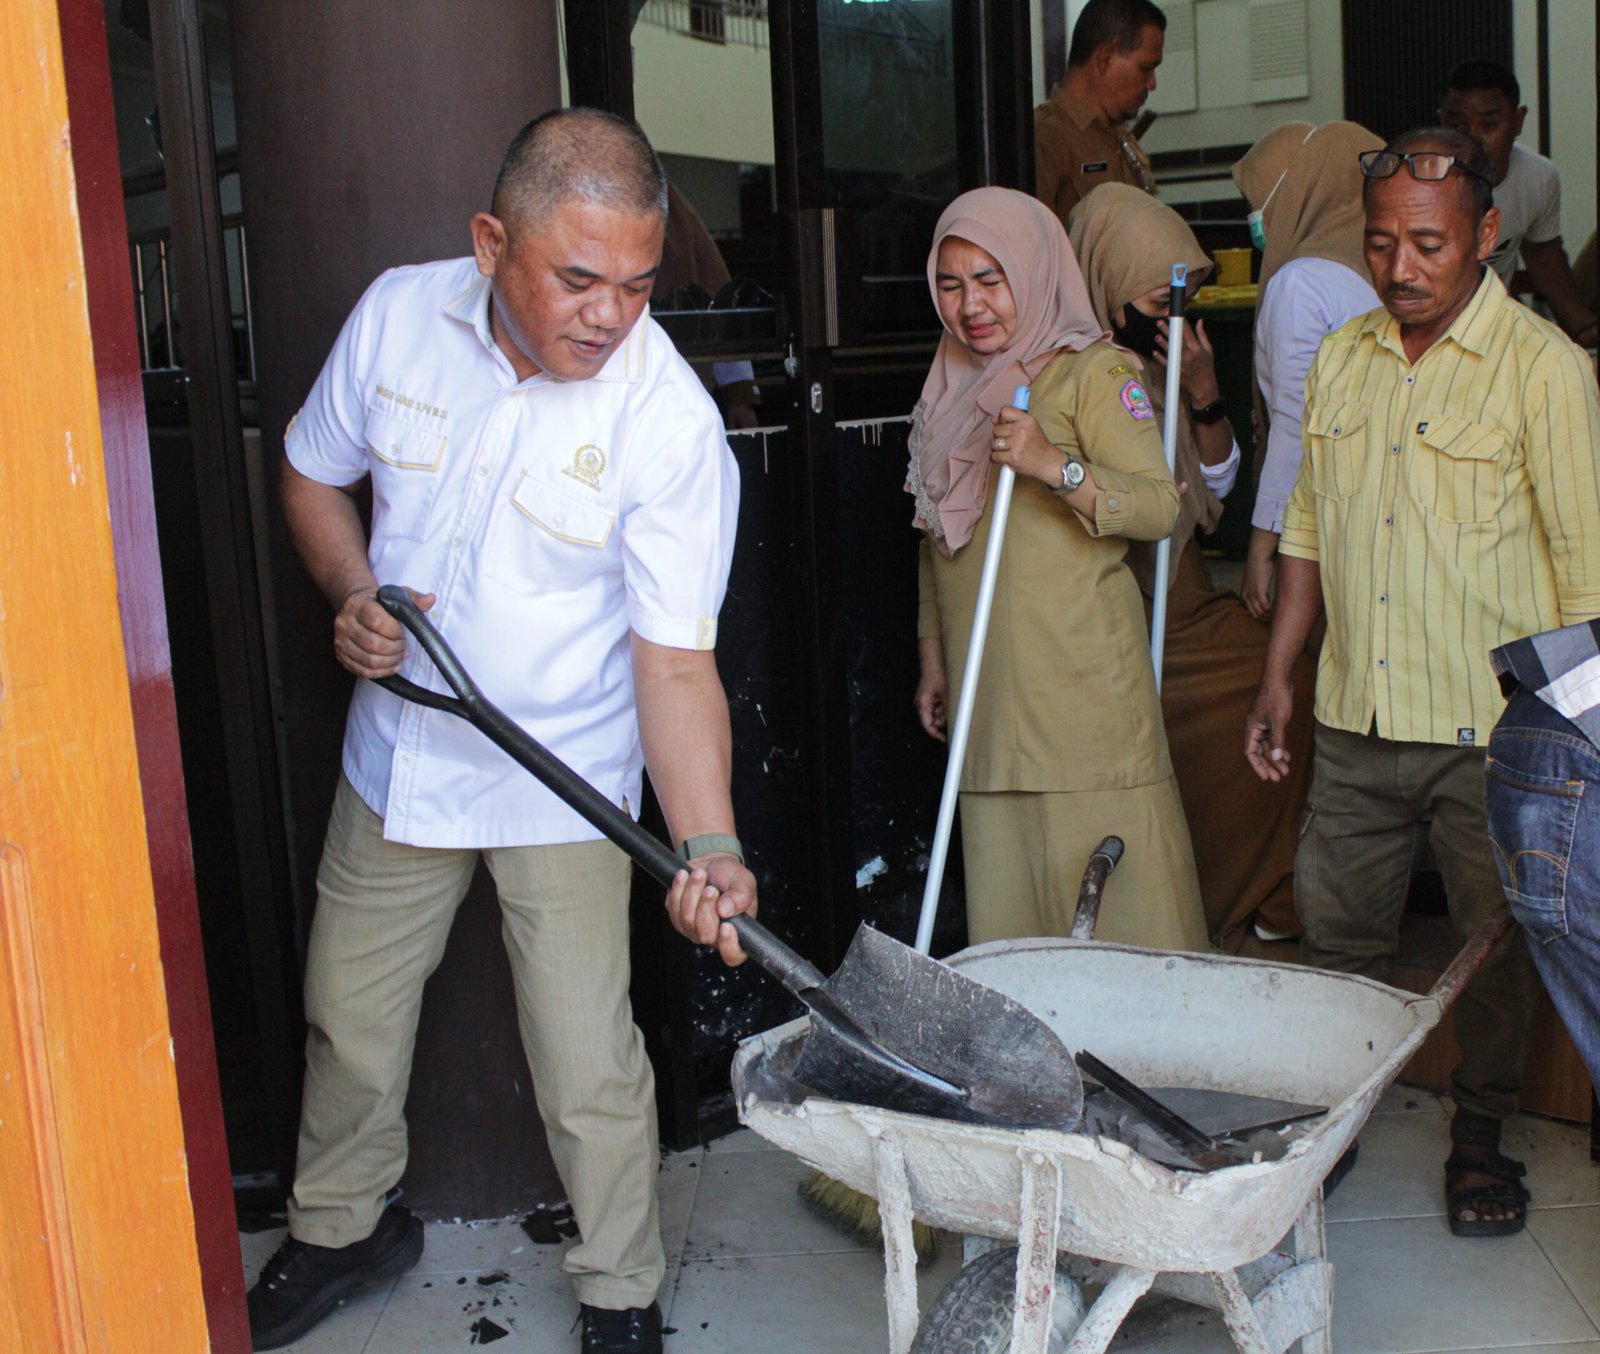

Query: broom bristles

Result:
[797,1168,943,1263]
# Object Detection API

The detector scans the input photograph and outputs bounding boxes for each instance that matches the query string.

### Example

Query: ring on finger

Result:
[995,437,1007,450]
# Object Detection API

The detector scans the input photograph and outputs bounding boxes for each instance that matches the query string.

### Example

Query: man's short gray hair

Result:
[1363,126,1494,223]
[491,107,669,233]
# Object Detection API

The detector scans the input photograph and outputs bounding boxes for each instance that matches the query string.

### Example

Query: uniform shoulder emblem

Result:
[1106,363,1133,380]
[1119,379,1154,421]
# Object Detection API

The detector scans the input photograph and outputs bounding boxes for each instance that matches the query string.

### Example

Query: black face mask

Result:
[1112,304,1163,360]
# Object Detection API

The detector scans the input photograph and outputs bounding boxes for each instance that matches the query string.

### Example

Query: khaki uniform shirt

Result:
[1034,87,1157,230]
[918,344,1179,791]
[1280,269,1600,747]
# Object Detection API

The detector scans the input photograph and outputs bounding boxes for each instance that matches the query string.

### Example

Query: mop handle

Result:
[1149,263,1188,692]
[913,385,1030,956]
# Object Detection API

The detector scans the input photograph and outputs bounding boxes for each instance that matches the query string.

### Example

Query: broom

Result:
[798,385,1033,1262]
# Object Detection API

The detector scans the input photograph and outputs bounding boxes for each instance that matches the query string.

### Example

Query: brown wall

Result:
[230,1,569,1216]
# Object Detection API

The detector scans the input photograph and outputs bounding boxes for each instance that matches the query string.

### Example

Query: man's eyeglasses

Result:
[1359,149,1493,187]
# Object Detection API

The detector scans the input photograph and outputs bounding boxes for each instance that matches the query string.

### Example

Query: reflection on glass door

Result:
[631,1,781,428]
[819,0,957,338]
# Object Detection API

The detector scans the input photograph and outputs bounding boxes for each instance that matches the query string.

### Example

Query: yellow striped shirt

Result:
[1280,268,1600,746]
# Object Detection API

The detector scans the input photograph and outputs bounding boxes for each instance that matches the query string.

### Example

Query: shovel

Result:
[371,585,1084,1132]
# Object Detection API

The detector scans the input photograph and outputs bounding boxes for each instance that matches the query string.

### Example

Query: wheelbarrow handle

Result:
[371,586,827,996]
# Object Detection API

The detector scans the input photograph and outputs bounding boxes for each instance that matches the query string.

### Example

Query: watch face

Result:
[1062,458,1085,489]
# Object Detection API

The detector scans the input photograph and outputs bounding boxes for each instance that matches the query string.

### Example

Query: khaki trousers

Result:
[1297,723,1535,1125]
[288,776,663,1309]
[959,779,1209,952]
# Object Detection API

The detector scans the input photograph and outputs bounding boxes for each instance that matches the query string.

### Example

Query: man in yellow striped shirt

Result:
[1245,127,1600,1238]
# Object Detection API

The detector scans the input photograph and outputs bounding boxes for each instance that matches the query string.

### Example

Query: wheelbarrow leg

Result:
[1011,1149,1066,1352]
[1293,1190,1334,1354]
[871,1130,921,1354]
[1062,1263,1156,1353]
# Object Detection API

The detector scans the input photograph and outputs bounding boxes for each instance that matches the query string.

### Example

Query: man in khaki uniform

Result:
[1245,128,1600,1239]
[1035,0,1165,229]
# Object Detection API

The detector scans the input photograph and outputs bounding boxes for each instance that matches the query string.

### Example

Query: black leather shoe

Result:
[579,1301,663,1353]
[248,1203,424,1350]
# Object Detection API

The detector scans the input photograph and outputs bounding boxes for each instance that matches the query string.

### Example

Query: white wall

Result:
[1539,0,1596,254]
[630,21,776,166]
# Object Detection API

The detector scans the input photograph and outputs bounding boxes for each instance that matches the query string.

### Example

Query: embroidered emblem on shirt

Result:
[1457,727,1476,747]
[562,444,607,490]
[1081,161,1109,174]
[1107,364,1133,379]
[1417,421,1430,435]
[1120,379,1154,421]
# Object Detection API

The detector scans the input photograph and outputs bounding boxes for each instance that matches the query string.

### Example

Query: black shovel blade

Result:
[792,925,1084,1132]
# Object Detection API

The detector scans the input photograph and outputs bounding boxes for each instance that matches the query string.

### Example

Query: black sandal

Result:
[1444,1149,1530,1237]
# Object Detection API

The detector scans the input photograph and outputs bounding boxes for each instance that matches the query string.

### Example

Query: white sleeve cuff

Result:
[1199,440,1242,498]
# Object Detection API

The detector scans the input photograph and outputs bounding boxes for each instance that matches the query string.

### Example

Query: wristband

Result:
[677,833,745,865]
[1188,395,1228,425]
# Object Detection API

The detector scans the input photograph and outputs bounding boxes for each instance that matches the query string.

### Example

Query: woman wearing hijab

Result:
[1068,183,1319,950]
[1232,121,1382,623]
[909,187,1207,952]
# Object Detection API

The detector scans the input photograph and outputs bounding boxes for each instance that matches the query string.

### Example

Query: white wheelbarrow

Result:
[731,915,1508,1354]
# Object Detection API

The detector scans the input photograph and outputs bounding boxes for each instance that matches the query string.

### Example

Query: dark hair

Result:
[491,107,669,232]
[1445,58,1521,107]
[1363,126,1495,222]
[1067,0,1167,69]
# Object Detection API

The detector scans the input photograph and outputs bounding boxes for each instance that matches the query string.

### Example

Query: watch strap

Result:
[1189,396,1228,425]
[677,833,745,865]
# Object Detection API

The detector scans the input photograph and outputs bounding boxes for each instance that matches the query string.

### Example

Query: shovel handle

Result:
[370,586,827,996]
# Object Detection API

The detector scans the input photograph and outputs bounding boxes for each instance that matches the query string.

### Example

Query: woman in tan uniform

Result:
[1067,184,1318,951]
[908,186,1207,952]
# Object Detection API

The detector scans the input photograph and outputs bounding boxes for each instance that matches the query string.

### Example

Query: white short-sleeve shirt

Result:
[287,257,741,849]
[1487,143,1563,284]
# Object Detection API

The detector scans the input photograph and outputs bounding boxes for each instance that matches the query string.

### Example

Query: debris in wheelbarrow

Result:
[370,584,1087,1133]
[1076,1049,1327,1172]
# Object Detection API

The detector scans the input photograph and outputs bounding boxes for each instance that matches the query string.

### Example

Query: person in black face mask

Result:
[1109,294,1165,358]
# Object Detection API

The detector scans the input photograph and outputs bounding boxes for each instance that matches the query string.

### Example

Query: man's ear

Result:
[471,212,507,278]
[1093,41,1117,77]
[1478,203,1503,263]
[1513,104,1529,139]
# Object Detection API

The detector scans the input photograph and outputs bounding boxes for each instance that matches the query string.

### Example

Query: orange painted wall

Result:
[0,0,212,1347]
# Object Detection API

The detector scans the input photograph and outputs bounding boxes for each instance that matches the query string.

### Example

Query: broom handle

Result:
[1149,263,1188,692]
[913,385,1030,956]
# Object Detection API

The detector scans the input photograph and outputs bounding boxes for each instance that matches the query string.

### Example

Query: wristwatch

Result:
[1059,456,1087,491]
[1189,395,1228,425]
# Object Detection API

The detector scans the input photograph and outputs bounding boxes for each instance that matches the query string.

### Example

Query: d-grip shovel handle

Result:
[370,585,823,996]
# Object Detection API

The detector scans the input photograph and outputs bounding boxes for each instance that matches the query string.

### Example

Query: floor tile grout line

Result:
[1525,1217,1600,1337]
[353,1276,399,1354]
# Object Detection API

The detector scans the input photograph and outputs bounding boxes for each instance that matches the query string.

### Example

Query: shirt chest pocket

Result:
[1305,401,1369,501]
[486,471,618,596]
[365,407,448,542]
[1408,415,1508,524]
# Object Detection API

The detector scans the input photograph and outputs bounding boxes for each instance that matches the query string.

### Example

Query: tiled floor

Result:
[241,1086,1599,1352]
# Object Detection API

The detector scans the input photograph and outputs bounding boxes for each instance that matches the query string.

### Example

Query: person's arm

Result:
[914,537,948,741]
[1243,554,1323,782]
[996,364,1179,541]
[1156,316,1236,467]
[636,636,757,966]
[280,456,435,680]
[1525,346,1600,624]
[1519,239,1600,343]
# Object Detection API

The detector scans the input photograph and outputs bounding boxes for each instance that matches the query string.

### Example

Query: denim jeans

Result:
[1484,688,1600,1089]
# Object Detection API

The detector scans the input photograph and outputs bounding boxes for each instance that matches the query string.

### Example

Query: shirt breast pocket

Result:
[1409,415,1507,524]
[365,407,447,542]
[1305,401,1369,501]
[486,471,618,596]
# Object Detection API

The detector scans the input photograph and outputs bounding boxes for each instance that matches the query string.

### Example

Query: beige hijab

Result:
[1233,120,1378,301]
[909,187,1107,556]
[1067,183,1217,595]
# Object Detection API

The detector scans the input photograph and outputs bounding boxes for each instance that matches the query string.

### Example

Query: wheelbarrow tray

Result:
[733,937,1447,1276]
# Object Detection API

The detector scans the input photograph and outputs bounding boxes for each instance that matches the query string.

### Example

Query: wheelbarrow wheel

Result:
[911,1245,1085,1353]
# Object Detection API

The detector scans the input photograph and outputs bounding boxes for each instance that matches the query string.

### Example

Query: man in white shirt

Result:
[1441,59,1599,346]
[247,108,754,1354]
